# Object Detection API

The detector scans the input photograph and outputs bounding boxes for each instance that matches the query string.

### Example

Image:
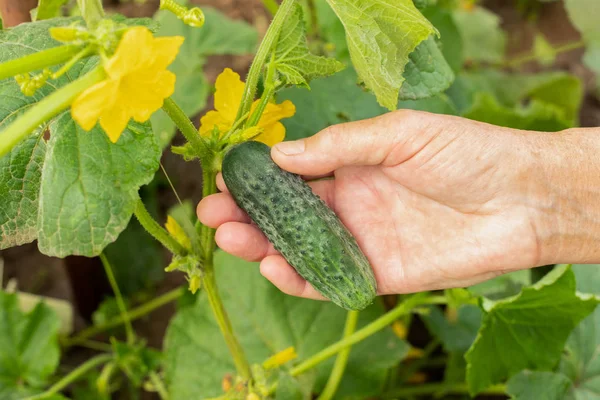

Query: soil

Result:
[1,1,598,399]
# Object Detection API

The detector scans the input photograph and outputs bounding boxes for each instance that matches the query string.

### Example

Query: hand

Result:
[197,110,576,300]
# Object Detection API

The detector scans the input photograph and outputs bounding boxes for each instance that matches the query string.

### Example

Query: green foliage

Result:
[465,266,599,395]
[151,6,258,147]
[324,0,436,110]
[36,0,69,21]
[278,68,386,140]
[0,17,162,257]
[565,0,600,75]
[506,371,572,400]
[423,305,481,353]
[421,6,464,73]
[0,291,60,399]
[559,265,600,399]
[273,4,344,88]
[112,340,162,387]
[164,251,409,399]
[276,372,314,400]
[452,6,506,63]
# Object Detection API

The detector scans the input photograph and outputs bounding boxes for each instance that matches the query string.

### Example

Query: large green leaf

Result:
[398,36,454,100]
[324,0,436,110]
[0,18,161,257]
[164,251,409,399]
[468,270,531,300]
[0,291,60,398]
[422,305,481,353]
[559,265,600,399]
[274,4,344,88]
[463,93,571,132]
[422,6,464,72]
[278,68,386,141]
[465,265,598,395]
[35,0,68,20]
[151,5,258,147]
[506,371,572,400]
[452,6,505,63]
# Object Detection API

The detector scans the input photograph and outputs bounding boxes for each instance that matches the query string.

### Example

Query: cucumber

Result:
[222,141,377,310]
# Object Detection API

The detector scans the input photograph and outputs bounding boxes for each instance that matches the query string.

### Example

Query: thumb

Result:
[271,110,412,176]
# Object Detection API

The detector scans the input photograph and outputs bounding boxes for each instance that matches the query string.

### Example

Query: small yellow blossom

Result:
[71,27,184,143]
[262,346,298,369]
[200,68,296,146]
[392,320,408,339]
[165,216,191,250]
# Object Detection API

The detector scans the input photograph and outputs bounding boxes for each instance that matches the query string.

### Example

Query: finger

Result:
[271,110,418,176]
[216,173,228,193]
[308,179,335,208]
[260,255,327,301]
[197,193,251,228]
[215,222,278,262]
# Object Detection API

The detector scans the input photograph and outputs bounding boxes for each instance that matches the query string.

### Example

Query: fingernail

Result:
[274,140,305,155]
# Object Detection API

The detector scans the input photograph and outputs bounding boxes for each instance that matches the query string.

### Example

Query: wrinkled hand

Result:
[198,110,551,300]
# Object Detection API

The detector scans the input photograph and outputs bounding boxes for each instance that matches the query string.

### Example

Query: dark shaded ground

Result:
[1,1,598,399]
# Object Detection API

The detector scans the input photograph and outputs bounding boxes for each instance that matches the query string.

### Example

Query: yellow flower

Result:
[262,346,298,369]
[165,216,191,250]
[200,68,296,146]
[71,27,184,143]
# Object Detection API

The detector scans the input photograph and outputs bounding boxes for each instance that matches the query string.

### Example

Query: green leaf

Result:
[113,340,162,387]
[278,68,386,141]
[468,270,531,300]
[533,34,556,67]
[565,0,600,44]
[506,371,572,400]
[447,70,583,126]
[0,17,162,256]
[276,372,315,400]
[463,93,571,132]
[398,36,454,100]
[422,305,482,353]
[421,6,463,73]
[0,134,46,249]
[274,4,344,88]
[559,264,600,399]
[164,251,409,399]
[314,0,348,62]
[465,265,599,395]
[324,0,436,110]
[36,0,68,20]
[0,291,60,397]
[398,93,457,115]
[452,6,506,63]
[37,117,159,257]
[151,5,258,147]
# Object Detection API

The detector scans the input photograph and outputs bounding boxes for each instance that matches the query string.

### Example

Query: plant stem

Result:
[262,0,279,15]
[290,293,430,377]
[64,287,185,348]
[0,44,84,81]
[99,253,135,345]
[199,168,253,379]
[133,198,187,256]
[149,371,170,400]
[77,339,113,352]
[317,310,359,400]
[505,39,586,68]
[77,0,105,28]
[245,53,277,129]
[162,97,212,162]
[0,65,105,159]
[234,0,296,123]
[24,354,113,400]
[381,382,506,398]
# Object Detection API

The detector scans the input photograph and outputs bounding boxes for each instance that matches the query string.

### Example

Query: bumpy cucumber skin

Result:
[222,141,377,310]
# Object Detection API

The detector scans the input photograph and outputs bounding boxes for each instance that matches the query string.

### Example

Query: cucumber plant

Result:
[0,0,599,399]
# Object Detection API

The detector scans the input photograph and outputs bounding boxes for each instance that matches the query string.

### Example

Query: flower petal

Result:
[199,110,230,137]
[150,36,185,70]
[105,27,154,79]
[257,100,296,129]
[214,68,244,122]
[99,105,131,143]
[71,79,119,131]
[256,121,285,146]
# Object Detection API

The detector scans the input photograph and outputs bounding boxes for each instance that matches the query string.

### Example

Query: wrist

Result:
[527,128,600,265]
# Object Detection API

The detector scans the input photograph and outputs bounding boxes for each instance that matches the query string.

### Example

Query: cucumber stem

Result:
[317,310,360,400]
